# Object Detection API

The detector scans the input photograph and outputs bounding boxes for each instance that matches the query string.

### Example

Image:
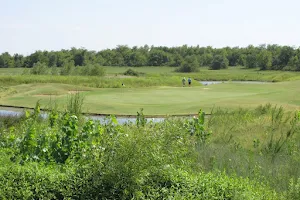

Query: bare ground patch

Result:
[33,94,61,97]
[106,75,135,78]
[68,90,89,94]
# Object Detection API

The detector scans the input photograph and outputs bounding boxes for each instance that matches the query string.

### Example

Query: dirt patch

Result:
[106,75,135,78]
[68,90,88,94]
[203,88,210,90]
[33,94,59,97]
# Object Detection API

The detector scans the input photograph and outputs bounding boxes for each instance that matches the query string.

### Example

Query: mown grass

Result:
[1,81,299,115]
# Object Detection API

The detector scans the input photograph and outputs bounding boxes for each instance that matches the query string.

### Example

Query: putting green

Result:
[0,81,299,115]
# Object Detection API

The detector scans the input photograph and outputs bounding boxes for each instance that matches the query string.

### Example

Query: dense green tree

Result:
[99,49,115,66]
[227,47,241,66]
[245,54,258,68]
[200,53,213,66]
[277,46,294,69]
[13,54,25,68]
[48,52,58,67]
[56,50,73,67]
[210,55,229,70]
[0,52,14,68]
[148,49,170,66]
[2,44,300,71]
[127,52,147,67]
[258,50,272,70]
[237,54,246,66]
[24,51,47,68]
[287,55,300,71]
[170,53,184,67]
[72,48,86,66]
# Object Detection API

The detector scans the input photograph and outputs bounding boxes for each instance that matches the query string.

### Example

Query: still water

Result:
[0,109,165,124]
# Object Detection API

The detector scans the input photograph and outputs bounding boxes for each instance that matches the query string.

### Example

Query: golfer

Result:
[188,77,192,86]
[182,77,186,87]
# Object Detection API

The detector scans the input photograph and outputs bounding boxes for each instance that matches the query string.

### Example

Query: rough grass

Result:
[1,66,300,82]
[0,66,176,76]
[198,106,300,193]
[0,74,186,88]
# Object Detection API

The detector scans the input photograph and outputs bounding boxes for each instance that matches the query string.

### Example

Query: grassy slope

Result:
[0,81,299,115]
[2,66,300,82]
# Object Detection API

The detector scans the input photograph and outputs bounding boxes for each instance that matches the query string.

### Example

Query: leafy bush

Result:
[60,61,75,76]
[30,62,49,75]
[79,64,106,76]
[176,56,199,72]
[287,178,300,200]
[1,104,300,199]
[123,68,143,76]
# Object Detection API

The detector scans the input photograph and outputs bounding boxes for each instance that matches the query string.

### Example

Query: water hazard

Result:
[0,109,165,124]
[200,81,269,85]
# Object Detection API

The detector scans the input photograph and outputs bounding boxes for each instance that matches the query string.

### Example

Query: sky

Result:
[1,0,300,55]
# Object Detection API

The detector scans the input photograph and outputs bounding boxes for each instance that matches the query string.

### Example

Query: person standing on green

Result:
[188,77,192,86]
[182,77,186,87]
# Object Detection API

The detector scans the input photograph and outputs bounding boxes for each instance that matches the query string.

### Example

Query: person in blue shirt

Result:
[188,77,192,86]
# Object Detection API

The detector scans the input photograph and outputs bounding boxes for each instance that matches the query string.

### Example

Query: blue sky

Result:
[1,0,300,54]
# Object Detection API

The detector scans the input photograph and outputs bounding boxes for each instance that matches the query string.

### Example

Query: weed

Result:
[66,92,84,117]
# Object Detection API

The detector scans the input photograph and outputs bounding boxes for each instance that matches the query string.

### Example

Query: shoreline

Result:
[0,105,207,118]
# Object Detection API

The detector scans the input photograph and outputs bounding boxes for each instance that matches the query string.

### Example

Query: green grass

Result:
[0,66,176,76]
[2,66,300,83]
[105,66,176,74]
[179,67,300,82]
[0,74,186,87]
[0,68,24,75]
[1,81,299,115]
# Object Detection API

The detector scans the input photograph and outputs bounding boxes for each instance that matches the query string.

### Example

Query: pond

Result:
[0,109,165,124]
[200,81,269,85]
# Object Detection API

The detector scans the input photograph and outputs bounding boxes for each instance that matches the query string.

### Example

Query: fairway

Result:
[1,81,299,115]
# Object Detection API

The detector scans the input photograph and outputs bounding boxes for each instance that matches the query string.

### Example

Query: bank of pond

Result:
[0,108,166,124]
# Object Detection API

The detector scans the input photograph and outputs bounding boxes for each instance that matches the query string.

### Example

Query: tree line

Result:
[1,44,300,72]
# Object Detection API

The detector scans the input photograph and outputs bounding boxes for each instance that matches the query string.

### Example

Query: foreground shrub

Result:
[0,161,280,200]
[0,104,299,199]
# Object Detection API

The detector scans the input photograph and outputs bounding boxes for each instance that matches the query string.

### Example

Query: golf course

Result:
[0,81,299,116]
[1,66,300,199]
[2,0,300,198]
[1,67,300,116]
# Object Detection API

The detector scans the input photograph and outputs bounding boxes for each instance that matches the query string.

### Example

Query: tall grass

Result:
[66,92,84,116]
[0,75,184,88]
[0,103,299,198]
[198,105,300,192]
[2,67,300,85]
